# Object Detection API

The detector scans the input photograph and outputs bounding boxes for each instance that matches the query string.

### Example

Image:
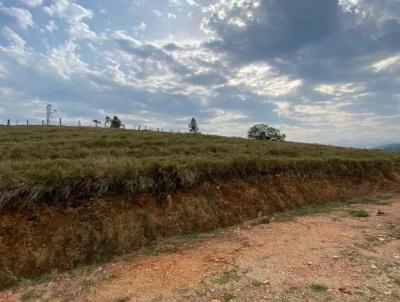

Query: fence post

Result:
[78,120,81,127]
[7,119,10,126]
[26,120,29,126]
[59,117,62,127]
[138,125,141,131]
[42,120,44,126]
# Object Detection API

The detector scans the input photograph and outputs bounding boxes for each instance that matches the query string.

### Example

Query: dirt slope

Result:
[2,195,400,302]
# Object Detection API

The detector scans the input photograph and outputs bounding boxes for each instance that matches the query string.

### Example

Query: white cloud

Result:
[18,0,43,8]
[44,42,97,79]
[372,53,400,72]
[0,6,35,29]
[315,83,364,96]
[43,0,93,23]
[0,27,31,64]
[153,10,162,17]
[42,1,95,40]
[44,20,57,32]
[0,86,21,99]
[185,0,198,7]
[68,21,96,40]
[0,61,8,78]
[228,63,302,97]
[168,0,198,7]
[1,27,26,48]
[134,22,147,33]
[168,13,177,19]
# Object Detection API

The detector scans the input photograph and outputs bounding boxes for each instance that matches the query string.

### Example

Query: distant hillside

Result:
[376,144,400,152]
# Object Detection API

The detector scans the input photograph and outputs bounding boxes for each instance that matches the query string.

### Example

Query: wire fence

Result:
[0,118,202,135]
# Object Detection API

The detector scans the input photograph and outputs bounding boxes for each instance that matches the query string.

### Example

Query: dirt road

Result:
[2,195,400,302]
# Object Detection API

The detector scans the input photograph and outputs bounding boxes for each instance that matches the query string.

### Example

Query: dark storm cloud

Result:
[203,0,400,79]
[205,0,340,61]
[202,0,400,117]
[113,36,191,75]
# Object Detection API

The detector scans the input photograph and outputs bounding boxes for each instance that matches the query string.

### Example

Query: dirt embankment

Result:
[2,195,400,301]
[1,169,400,290]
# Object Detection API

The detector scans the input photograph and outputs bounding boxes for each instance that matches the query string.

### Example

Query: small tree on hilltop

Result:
[110,116,122,128]
[46,103,57,125]
[188,117,200,134]
[248,124,286,141]
[105,116,111,128]
[93,119,101,127]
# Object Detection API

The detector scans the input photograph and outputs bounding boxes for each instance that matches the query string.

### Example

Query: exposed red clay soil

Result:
[2,195,400,302]
[4,174,394,286]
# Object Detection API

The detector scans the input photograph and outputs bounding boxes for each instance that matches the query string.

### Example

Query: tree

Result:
[93,119,101,127]
[110,116,122,128]
[248,124,286,141]
[46,103,57,125]
[188,117,200,134]
[105,116,111,128]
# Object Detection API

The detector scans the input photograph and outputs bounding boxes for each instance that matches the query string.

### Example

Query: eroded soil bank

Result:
[4,195,400,302]
[1,171,400,289]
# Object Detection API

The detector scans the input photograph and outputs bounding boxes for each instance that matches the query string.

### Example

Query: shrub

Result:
[248,124,286,141]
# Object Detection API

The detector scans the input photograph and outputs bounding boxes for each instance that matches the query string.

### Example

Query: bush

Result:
[248,124,286,141]
[110,116,122,128]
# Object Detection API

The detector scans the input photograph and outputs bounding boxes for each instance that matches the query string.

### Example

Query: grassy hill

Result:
[376,144,400,152]
[1,126,399,209]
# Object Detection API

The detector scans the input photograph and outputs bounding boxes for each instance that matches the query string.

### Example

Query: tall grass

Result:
[0,126,399,209]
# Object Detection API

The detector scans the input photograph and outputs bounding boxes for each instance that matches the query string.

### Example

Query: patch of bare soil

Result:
[2,196,400,302]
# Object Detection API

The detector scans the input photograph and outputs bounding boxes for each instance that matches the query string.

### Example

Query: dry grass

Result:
[0,126,399,209]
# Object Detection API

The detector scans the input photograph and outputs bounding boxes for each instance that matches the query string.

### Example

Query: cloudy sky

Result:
[0,0,399,147]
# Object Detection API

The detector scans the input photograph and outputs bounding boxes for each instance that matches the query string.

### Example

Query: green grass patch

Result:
[223,293,236,301]
[20,289,42,301]
[252,280,263,287]
[0,126,399,208]
[212,267,240,285]
[310,283,328,292]
[348,209,369,217]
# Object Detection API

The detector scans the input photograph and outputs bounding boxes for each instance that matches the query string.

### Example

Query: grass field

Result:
[0,126,399,208]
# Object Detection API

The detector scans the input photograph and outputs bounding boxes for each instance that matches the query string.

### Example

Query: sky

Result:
[0,0,399,147]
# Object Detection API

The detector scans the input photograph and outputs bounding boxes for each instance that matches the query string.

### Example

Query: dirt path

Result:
[2,196,400,302]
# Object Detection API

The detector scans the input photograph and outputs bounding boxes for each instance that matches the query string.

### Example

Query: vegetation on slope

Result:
[0,126,399,208]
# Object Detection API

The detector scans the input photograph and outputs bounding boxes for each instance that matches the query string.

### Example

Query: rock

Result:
[211,299,221,302]
[259,217,271,224]
[333,255,340,260]
[166,194,173,210]
[377,210,385,216]
[339,287,352,294]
